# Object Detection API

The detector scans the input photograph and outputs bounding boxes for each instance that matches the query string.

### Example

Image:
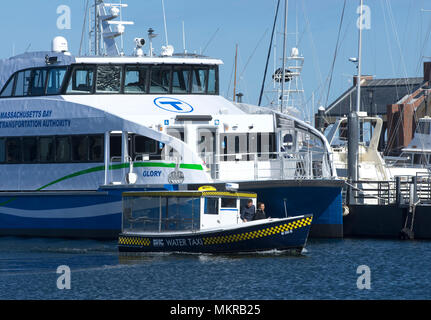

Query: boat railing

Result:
[348,174,431,206]
[201,150,332,181]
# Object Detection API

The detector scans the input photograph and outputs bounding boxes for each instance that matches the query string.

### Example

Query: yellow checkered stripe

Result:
[203,216,312,245]
[118,236,151,246]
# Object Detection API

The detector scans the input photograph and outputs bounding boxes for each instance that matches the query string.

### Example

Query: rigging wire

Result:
[300,0,324,111]
[79,0,90,56]
[386,0,412,94]
[201,27,220,55]
[382,0,427,155]
[226,46,236,99]
[415,11,431,75]
[239,28,268,79]
[324,0,347,109]
[258,0,281,106]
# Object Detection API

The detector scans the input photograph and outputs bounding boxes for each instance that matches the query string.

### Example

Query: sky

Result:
[1,0,431,123]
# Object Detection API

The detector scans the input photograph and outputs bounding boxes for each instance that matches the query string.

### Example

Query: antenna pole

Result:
[233,44,238,102]
[161,0,169,46]
[280,0,288,113]
[94,0,99,55]
[182,21,186,54]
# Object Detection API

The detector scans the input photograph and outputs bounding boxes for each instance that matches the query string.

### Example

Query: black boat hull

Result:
[118,214,312,254]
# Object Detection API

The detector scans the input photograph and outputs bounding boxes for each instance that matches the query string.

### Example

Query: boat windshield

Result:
[325,121,348,147]
[0,66,67,97]
[122,195,200,233]
[0,63,219,97]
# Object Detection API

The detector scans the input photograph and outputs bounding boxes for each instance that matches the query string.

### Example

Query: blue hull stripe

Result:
[0,211,120,230]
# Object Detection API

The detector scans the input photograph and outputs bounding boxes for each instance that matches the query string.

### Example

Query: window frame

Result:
[123,64,150,94]
[0,66,69,98]
[0,134,105,165]
[64,64,96,95]
[1,63,220,97]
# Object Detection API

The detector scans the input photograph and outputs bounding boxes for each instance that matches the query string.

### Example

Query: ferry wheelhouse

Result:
[0,2,342,238]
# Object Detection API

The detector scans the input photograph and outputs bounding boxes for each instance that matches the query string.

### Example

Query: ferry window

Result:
[39,136,55,162]
[191,67,207,93]
[221,198,237,208]
[0,138,5,163]
[71,135,89,161]
[46,67,67,94]
[208,67,216,94]
[89,135,103,161]
[124,66,148,93]
[0,76,15,97]
[96,65,122,93]
[134,135,157,154]
[6,138,22,163]
[234,136,240,154]
[22,137,38,163]
[56,136,71,162]
[172,66,191,93]
[204,198,218,215]
[109,135,121,161]
[66,67,94,93]
[14,70,32,96]
[31,69,47,96]
[149,66,171,93]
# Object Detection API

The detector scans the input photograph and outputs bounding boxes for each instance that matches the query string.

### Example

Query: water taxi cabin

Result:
[121,189,257,233]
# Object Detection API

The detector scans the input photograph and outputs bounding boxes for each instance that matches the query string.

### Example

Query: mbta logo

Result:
[153,97,194,113]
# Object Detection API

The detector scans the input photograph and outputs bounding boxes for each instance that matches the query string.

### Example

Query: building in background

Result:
[315,63,431,156]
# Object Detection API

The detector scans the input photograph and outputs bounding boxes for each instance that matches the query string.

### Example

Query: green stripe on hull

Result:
[38,162,203,190]
[0,162,204,206]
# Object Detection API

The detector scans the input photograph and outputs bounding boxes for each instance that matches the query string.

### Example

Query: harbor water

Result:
[0,237,430,300]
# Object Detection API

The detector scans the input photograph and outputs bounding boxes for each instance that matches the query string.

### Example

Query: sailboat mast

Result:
[233,44,238,102]
[348,0,364,198]
[356,0,363,113]
[280,0,288,113]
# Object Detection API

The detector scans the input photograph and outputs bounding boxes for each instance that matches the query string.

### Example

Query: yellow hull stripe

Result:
[118,236,151,246]
[203,216,313,245]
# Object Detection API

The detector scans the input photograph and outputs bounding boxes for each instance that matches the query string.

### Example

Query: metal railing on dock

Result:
[347,173,431,206]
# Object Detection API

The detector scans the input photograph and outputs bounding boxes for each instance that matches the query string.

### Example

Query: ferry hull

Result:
[118,215,312,254]
[0,191,121,239]
[0,181,340,239]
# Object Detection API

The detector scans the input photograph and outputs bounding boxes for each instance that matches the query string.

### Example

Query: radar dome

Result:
[52,36,69,53]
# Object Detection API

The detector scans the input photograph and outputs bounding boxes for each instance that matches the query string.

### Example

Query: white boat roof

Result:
[75,56,223,65]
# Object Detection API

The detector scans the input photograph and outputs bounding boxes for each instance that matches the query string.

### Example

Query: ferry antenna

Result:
[161,0,169,46]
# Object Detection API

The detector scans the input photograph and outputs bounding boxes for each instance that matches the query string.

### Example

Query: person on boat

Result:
[253,202,267,220]
[240,199,255,222]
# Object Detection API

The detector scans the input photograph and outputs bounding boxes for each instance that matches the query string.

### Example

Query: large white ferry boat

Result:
[0,1,343,238]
